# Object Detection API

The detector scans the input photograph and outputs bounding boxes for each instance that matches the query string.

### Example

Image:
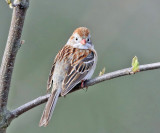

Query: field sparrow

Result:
[39,27,97,127]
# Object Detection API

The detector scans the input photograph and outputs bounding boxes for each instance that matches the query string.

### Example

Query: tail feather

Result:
[39,88,61,127]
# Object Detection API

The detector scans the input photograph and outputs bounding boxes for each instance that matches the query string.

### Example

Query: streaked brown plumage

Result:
[39,27,97,127]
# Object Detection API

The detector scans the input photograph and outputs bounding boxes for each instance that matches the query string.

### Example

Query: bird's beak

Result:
[80,39,86,45]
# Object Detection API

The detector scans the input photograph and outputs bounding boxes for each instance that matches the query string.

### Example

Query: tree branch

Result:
[7,62,160,121]
[0,0,29,130]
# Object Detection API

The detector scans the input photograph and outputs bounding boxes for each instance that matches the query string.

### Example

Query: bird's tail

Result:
[39,87,61,127]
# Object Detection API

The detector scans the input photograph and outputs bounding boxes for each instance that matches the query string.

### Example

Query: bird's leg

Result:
[81,80,85,88]
[81,80,88,92]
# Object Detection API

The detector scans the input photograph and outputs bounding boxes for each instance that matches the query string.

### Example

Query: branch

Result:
[0,0,29,130]
[8,62,160,121]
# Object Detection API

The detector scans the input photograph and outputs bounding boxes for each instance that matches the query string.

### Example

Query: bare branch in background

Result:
[0,0,29,131]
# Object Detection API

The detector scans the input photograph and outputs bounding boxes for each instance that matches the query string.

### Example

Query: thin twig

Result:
[0,0,29,130]
[7,62,160,121]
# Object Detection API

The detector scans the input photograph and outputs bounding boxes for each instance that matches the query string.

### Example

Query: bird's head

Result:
[67,27,93,49]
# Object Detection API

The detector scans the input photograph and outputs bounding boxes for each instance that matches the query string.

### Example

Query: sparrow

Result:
[39,27,97,127]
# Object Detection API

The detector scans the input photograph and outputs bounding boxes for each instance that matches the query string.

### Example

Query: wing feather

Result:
[47,62,55,92]
[47,45,73,92]
[61,50,95,96]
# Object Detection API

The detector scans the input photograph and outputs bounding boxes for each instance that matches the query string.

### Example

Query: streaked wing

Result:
[47,45,74,92]
[47,62,55,92]
[61,50,95,96]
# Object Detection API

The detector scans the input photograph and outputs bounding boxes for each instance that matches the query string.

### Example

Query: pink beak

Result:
[80,39,86,45]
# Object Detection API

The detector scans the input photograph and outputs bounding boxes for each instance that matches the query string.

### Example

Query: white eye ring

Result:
[75,37,78,41]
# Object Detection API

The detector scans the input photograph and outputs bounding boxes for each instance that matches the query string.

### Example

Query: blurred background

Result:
[0,0,160,133]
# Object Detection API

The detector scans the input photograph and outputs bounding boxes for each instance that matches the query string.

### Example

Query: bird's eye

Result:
[75,37,78,41]
[87,38,90,42]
